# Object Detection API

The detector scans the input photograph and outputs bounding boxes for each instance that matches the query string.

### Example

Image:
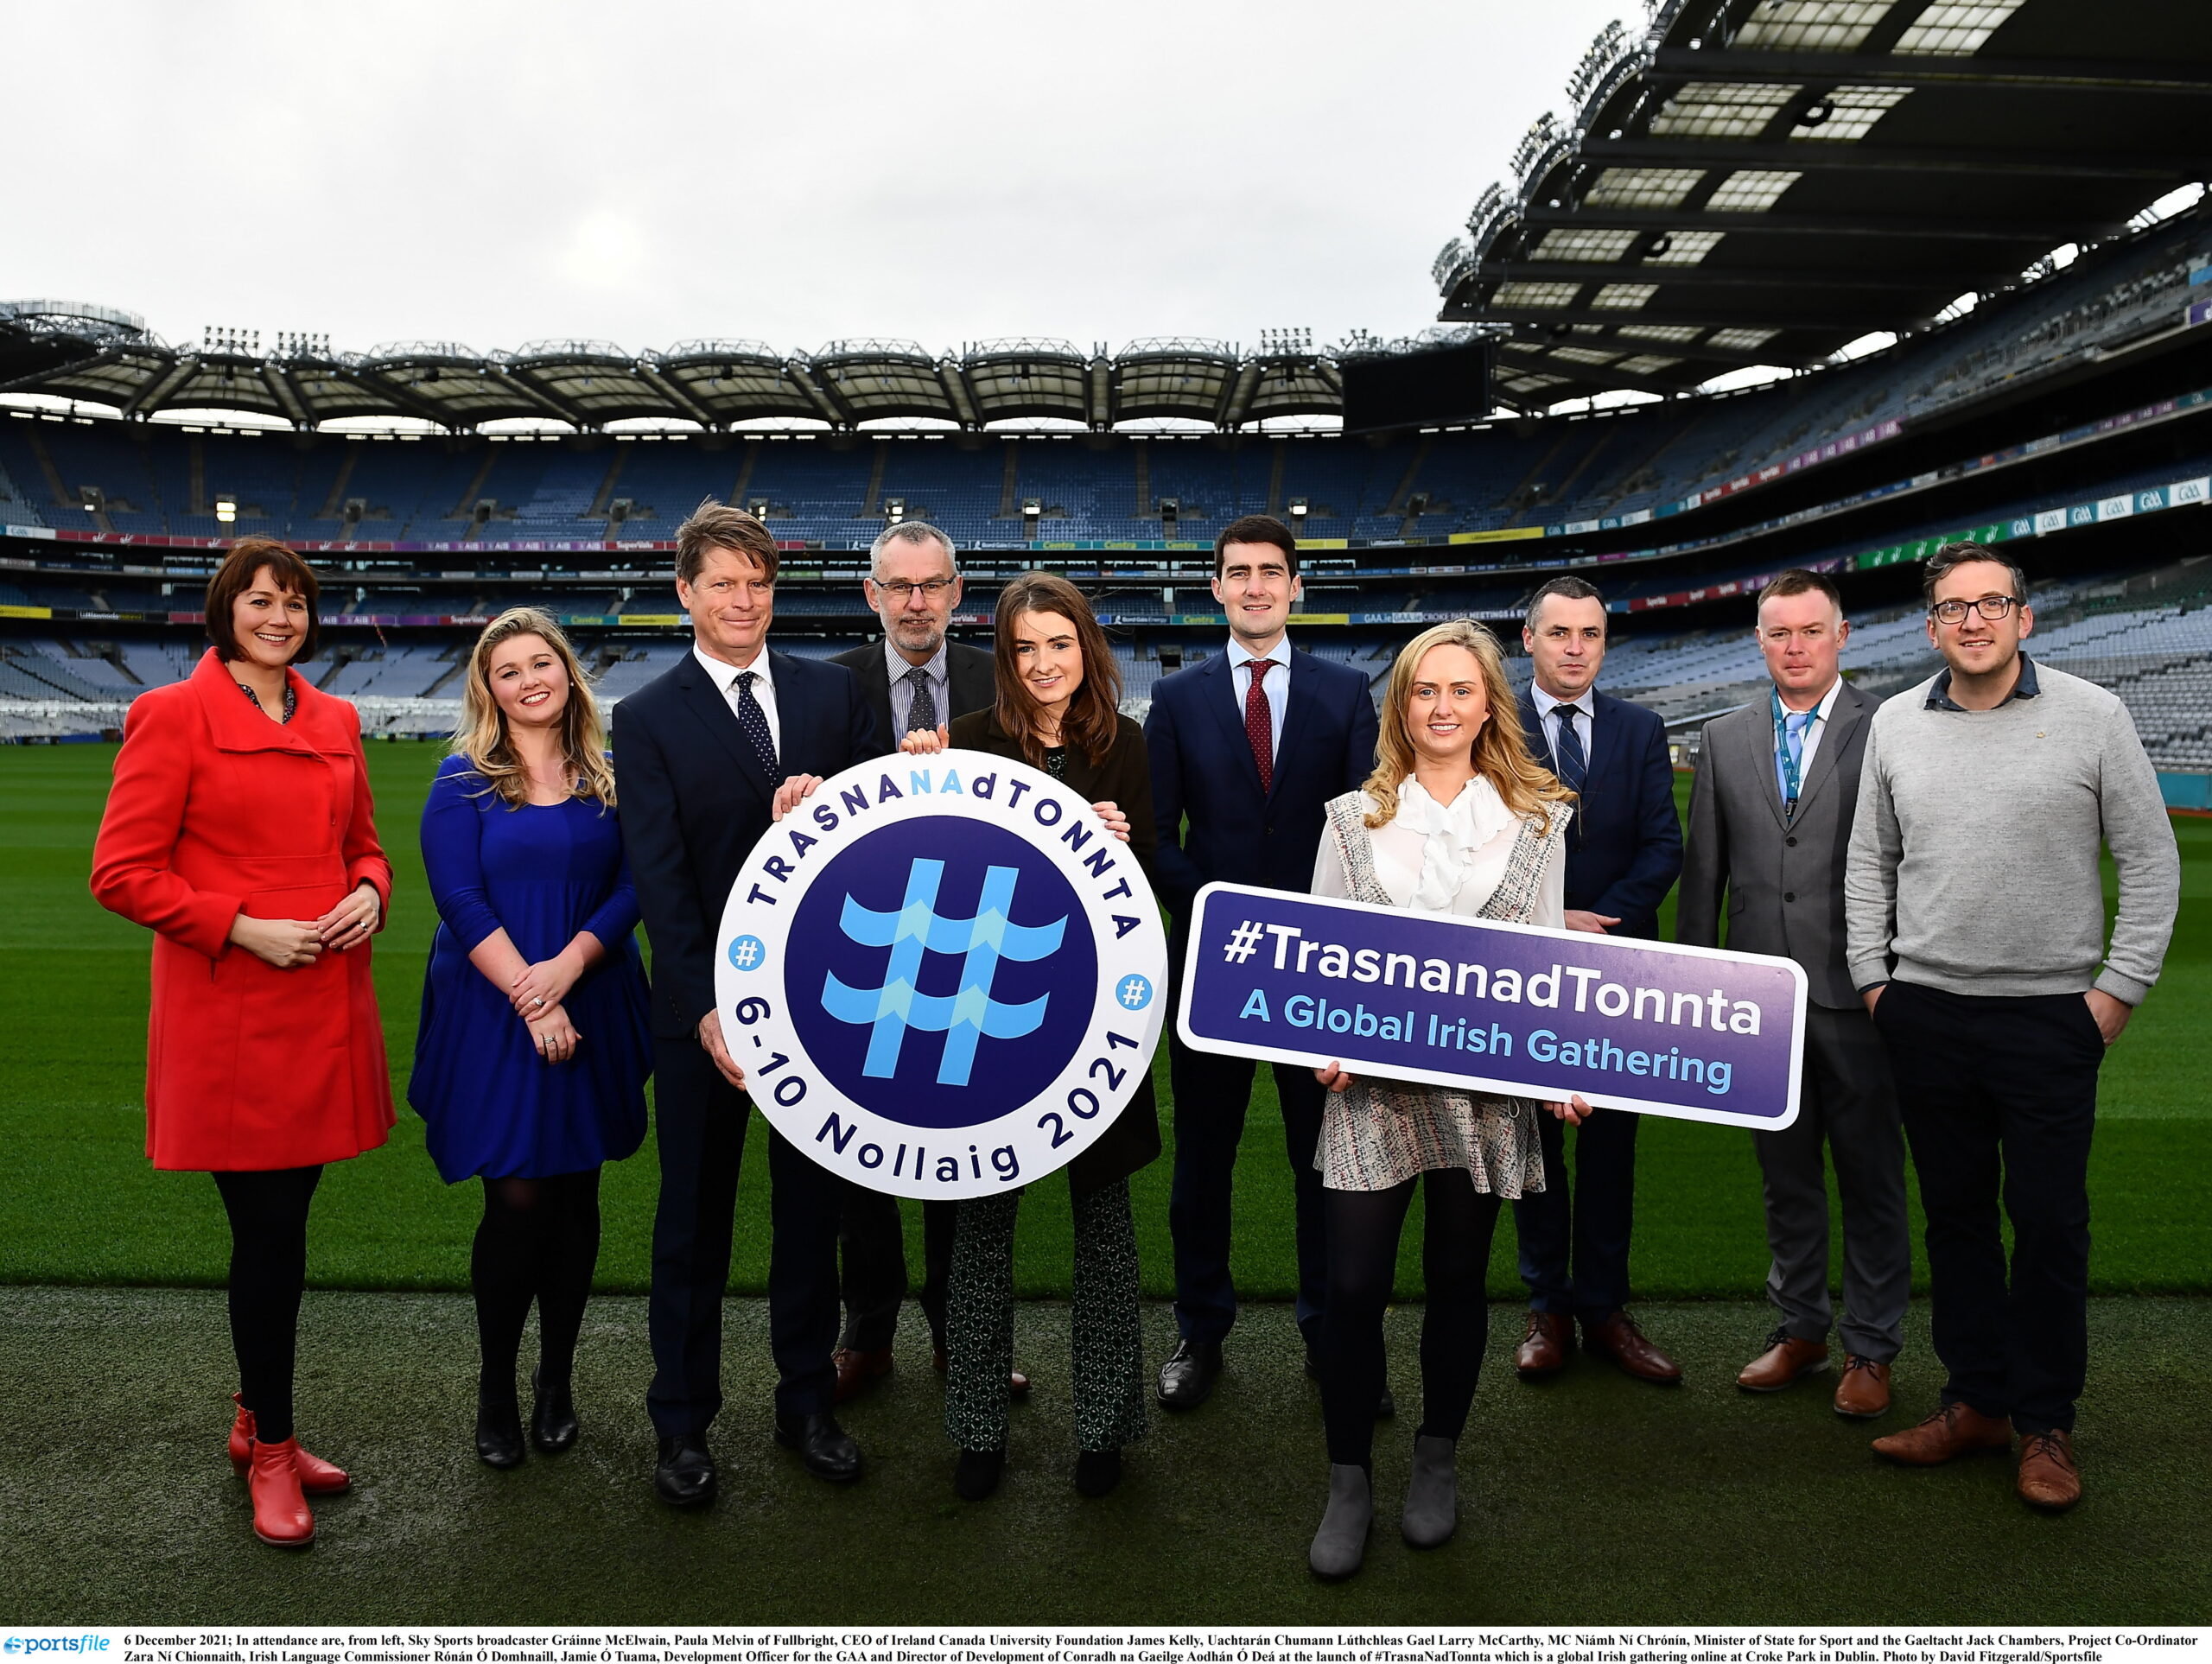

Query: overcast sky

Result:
[8,1,1630,361]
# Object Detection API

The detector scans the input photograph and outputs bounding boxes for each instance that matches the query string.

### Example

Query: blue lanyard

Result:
[1771,688,1821,809]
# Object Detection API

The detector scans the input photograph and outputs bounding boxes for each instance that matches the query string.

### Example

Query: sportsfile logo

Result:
[4,1640,111,1654]
[715,752,1167,1198]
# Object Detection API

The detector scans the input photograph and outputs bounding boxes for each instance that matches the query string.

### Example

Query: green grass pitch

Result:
[3,740,2206,1301]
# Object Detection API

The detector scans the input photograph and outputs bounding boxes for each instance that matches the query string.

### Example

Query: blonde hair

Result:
[451,608,617,810]
[1363,619,1573,835]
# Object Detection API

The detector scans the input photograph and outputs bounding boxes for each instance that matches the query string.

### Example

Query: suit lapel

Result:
[1739,700,1790,833]
[1789,682,1864,822]
[948,642,996,722]
[1267,650,1317,800]
[1201,651,1267,795]
[1581,690,1613,790]
[677,651,773,809]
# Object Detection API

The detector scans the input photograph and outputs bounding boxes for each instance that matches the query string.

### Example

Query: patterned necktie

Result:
[1552,704,1587,795]
[1244,659,1274,795]
[732,669,778,779]
[904,665,938,735]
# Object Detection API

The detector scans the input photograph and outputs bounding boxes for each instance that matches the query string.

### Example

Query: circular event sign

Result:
[714,746,1168,1199]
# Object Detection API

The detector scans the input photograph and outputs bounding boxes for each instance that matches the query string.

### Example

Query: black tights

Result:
[212,1165,323,1445]
[1319,1168,1502,1469]
[473,1169,602,1402]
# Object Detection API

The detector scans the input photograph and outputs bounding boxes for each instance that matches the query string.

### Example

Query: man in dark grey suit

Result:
[1678,568,1908,1419]
[826,522,1014,1402]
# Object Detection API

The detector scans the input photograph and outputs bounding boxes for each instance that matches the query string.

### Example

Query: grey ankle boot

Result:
[1309,1463,1373,1579]
[1402,1433,1458,1547]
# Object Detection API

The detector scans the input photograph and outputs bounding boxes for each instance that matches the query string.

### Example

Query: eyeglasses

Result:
[874,578,956,600]
[1930,594,2023,626]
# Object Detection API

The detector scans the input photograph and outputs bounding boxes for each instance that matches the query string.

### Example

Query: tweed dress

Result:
[1313,789,1570,1196]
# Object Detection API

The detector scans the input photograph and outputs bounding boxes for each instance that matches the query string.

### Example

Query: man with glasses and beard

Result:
[1847,542,2178,1512]
[829,523,1023,1404]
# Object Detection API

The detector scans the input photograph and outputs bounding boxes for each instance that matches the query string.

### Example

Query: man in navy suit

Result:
[613,500,884,1507]
[1512,575,1685,1383]
[1146,514,1380,1411]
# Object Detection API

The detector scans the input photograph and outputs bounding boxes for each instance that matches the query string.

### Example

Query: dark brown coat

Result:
[947,707,1162,1193]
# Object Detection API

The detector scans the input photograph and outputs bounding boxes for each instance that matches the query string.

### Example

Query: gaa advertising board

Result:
[715,749,1169,1198]
[1178,882,1807,1130]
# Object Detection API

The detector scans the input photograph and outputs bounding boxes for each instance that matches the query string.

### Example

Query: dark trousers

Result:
[1319,1168,1501,1469]
[1166,1026,1331,1345]
[1513,1105,1638,1322]
[838,1191,957,1354]
[646,1035,842,1436]
[212,1165,323,1445]
[1753,1003,1910,1361]
[1874,981,2104,1434]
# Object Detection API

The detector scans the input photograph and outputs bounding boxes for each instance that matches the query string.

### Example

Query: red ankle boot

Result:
[248,1436,315,1548]
[229,1394,351,1494]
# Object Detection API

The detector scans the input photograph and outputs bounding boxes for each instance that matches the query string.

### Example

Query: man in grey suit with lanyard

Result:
[1679,568,1907,1418]
[827,522,1025,1404]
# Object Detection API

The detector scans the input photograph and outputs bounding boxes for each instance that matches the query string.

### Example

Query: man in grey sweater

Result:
[1845,542,2179,1514]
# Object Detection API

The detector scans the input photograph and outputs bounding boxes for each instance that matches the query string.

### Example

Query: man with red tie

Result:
[1145,515,1381,1411]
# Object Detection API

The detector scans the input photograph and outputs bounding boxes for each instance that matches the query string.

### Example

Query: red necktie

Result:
[1244,659,1274,795]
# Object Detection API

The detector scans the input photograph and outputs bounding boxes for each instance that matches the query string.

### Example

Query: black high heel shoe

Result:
[530,1366,579,1454]
[476,1387,525,1470]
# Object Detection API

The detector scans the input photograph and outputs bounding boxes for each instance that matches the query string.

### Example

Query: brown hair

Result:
[1756,567,1844,615]
[675,498,780,585]
[990,572,1124,769]
[1214,513,1300,577]
[451,607,617,810]
[1523,575,1605,635]
[205,538,321,662]
[1363,619,1574,836]
[1921,540,2026,608]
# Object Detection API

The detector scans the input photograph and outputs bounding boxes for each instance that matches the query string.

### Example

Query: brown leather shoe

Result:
[2017,1430,2081,1511]
[1583,1312,1682,1384]
[1833,1356,1892,1419]
[930,1347,1032,1398]
[832,1346,893,1405]
[1872,1400,2012,1465]
[1736,1328,1829,1393]
[1515,1311,1573,1378]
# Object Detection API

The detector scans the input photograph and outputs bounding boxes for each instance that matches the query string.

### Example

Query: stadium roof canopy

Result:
[0,306,1348,434]
[1434,0,2212,408]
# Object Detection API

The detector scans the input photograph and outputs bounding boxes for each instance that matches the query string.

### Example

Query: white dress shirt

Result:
[1775,676,1845,789]
[883,638,950,735]
[693,642,780,753]
[1224,634,1291,761]
[1529,680,1594,776]
[1311,776,1565,926]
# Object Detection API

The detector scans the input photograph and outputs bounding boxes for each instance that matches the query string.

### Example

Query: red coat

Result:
[91,650,395,1172]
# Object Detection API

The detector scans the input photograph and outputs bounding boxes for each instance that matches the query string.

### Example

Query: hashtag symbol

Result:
[1223,919,1263,964]
[735,942,757,967]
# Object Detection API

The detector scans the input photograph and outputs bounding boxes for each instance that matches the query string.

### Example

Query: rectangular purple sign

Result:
[1176,883,1807,1130]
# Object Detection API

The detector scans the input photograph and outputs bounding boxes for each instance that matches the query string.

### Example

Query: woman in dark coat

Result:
[903,572,1160,1502]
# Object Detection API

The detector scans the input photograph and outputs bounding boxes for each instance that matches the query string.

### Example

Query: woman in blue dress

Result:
[412,607,651,1469]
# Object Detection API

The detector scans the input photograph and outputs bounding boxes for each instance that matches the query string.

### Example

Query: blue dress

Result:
[410,755,652,1181]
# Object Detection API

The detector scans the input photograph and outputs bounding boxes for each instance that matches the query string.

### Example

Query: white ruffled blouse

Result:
[1311,775,1564,926]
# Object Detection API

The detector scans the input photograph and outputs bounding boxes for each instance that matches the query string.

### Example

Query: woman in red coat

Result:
[91,538,394,1551]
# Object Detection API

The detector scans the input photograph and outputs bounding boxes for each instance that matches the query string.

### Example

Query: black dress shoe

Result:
[530,1367,578,1455]
[654,1433,717,1508]
[774,1412,861,1483]
[475,1390,525,1470]
[954,1447,1004,1502]
[1074,1447,1122,1498]
[1156,1339,1223,1411]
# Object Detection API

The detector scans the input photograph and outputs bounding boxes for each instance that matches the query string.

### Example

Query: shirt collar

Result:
[1926,652,2038,711]
[884,638,947,686]
[1532,682,1593,721]
[1776,676,1844,727]
[1226,635,1290,673]
[694,642,772,692]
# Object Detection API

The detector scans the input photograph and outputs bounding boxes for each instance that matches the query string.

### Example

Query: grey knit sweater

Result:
[1844,658,2179,1003]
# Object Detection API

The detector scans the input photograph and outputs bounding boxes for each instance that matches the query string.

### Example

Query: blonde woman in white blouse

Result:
[1305,619,1591,1581]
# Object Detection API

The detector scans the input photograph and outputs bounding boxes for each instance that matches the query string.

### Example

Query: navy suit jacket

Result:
[1146,645,1379,928]
[1518,687,1682,942]
[613,646,884,1038]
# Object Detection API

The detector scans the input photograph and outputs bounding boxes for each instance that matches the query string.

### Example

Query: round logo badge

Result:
[715,748,1169,1197]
